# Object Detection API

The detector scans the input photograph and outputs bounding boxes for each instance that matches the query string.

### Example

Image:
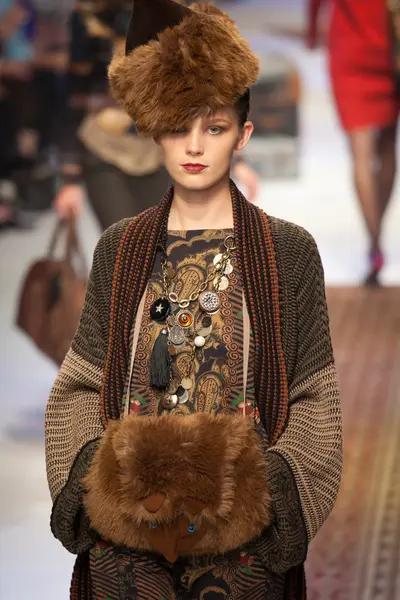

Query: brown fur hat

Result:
[108,2,260,136]
[83,412,272,556]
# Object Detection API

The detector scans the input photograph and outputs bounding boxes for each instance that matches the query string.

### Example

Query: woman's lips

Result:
[182,164,207,173]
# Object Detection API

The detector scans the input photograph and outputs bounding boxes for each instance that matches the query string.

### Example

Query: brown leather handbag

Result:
[16,218,88,366]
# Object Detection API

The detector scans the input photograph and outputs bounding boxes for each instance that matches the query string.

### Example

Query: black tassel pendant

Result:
[149,328,171,389]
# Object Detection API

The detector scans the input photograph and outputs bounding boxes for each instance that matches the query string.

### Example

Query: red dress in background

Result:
[309,0,399,131]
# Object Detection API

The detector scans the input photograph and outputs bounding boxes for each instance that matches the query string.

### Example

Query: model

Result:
[46,1,343,598]
[53,0,260,228]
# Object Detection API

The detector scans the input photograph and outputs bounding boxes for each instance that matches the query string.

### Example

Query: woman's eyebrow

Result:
[207,117,231,124]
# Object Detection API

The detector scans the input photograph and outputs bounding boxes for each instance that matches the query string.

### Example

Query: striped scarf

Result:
[72,179,306,599]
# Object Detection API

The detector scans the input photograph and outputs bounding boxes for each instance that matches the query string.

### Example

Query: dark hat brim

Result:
[126,0,192,54]
[108,3,260,137]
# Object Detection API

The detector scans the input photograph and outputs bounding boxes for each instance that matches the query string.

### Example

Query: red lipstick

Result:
[182,163,207,173]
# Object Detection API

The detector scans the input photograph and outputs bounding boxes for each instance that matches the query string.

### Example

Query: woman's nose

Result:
[186,131,204,156]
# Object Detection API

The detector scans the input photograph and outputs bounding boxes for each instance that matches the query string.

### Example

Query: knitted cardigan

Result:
[45,190,342,598]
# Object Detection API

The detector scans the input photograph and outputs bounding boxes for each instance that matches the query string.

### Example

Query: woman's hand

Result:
[54,184,84,220]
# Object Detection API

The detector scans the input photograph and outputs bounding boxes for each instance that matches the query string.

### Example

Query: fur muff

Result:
[108,3,260,136]
[83,412,272,557]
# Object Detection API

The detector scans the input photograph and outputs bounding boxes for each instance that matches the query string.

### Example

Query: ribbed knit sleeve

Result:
[256,221,343,573]
[45,219,129,554]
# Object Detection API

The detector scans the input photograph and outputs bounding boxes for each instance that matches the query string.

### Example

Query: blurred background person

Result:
[52,0,260,229]
[0,0,69,228]
[0,0,37,228]
[307,0,400,286]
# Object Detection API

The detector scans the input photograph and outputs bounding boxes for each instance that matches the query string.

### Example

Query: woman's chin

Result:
[172,170,227,191]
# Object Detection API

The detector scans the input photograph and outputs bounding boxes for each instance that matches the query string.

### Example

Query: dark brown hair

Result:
[234,89,250,128]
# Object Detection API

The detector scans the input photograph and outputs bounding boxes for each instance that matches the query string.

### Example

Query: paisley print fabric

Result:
[127,229,257,420]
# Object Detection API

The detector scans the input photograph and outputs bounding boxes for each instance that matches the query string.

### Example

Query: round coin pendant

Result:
[160,394,178,410]
[181,378,193,390]
[213,253,223,266]
[224,261,233,275]
[177,310,193,328]
[197,325,212,337]
[214,276,229,291]
[167,267,176,280]
[178,389,189,404]
[169,325,185,346]
[150,297,171,322]
[199,291,220,314]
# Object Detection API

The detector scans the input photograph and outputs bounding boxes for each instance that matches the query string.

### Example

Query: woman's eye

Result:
[209,126,223,135]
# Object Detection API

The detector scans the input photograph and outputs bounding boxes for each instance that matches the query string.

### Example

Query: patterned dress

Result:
[128,228,256,420]
[89,229,285,599]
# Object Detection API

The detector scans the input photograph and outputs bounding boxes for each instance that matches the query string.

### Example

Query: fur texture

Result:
[108,3,260,136]
[83,413,272,557]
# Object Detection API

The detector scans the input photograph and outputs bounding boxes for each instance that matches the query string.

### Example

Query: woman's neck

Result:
[168,175,233,231]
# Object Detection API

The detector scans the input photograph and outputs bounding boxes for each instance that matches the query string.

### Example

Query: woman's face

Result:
[155,107,254,191]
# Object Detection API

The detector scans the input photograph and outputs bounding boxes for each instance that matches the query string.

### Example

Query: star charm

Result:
[156,303,164,314]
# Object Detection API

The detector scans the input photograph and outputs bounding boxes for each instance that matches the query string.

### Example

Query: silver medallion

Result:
[178,389,189,404]
[169,324,185,346]
[160,394,178,410]
[199,291,220,314]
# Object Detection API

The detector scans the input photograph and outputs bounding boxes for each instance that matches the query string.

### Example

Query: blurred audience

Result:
[0,0,69,228]
[1,0,259,234]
